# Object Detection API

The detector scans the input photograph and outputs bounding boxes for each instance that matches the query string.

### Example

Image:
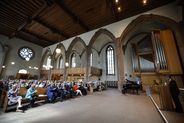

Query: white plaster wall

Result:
[0,34,43,79]
[81,52,87,67]
[42,2,181,55]
[92,49,100,68]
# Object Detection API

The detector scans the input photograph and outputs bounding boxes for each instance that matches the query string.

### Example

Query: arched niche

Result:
[120,14,184,87]
[40,48,52,70]
[120,14,184,65]
[67,37,86,67]
[88,29,116,67]
[52,43,66,69]
[88,28,117,81]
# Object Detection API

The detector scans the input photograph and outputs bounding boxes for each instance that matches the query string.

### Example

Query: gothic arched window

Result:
[106,45,115,75]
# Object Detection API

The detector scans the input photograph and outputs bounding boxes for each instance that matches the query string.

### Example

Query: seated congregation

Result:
[0,79,105,113]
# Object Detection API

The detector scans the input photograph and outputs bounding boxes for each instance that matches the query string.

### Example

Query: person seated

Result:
[73,83,83,96]
[7,84,23,112]
[78,84,87,95]
[25,84,37,108]
[56,83,65,101]
[47,82,57,103]
[65,84,73,98]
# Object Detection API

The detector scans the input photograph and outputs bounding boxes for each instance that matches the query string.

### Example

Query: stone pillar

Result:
[85,46,90,82]
[64,51,69,81]
[0,45,9,79]
[115,38,125,91]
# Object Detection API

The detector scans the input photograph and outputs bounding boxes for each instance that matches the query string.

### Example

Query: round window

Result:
[18,47,34,61]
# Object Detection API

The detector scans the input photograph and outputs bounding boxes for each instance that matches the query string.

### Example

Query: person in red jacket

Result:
[73,82,83,96]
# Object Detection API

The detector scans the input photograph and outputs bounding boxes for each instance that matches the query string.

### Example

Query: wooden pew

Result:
[3,87,48,112]
[0,89,6,107]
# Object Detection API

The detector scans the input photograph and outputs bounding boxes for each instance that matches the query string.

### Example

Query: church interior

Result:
[0,0,184,123]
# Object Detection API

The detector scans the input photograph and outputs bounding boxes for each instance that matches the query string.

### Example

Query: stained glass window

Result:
[18,47,34,61]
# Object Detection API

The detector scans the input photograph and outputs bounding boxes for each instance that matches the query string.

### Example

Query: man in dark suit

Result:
[168,76,183,113]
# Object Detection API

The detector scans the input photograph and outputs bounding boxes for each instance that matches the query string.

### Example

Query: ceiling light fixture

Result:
[142,0,148,5]
[115,0,119,4]
[117,6,121,12]
[11,62,15,65]
[65,62,69,67]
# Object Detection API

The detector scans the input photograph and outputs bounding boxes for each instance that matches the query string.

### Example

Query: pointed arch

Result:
[89,28,116,47]
[120,14,183,47]
[119,14,184,66]
[53,43,66,69]
[53,43,66,58]
[40,48,52,69]
[106,45,115,75]
[67,37,86,55]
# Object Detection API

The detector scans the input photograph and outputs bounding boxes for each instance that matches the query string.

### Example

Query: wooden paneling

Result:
[140,73,160,91]
[67,67,85,75]
[51,69,64,74]
[160,30,183,74]
[159,85,174,110]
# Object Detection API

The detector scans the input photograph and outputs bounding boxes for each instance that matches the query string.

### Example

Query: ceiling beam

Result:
[176,0,184,5]
[22,29,55,44]
[10,2,48,38]
[0,0,27,18]
[34,17,70,39]
[17,35,48,47]
[54,0,89,31]
[17,31,53,47]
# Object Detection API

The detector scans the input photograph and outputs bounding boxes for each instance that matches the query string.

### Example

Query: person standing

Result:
[168,76,183,113]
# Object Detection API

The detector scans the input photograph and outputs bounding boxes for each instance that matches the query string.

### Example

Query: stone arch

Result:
[89,28,116,47]
[39,48,52,69]
[52,43,66,69]
[120,14,184,65]
[88,29,116,68]
[67,37,86,53]
[66,37,86,62]
[53,43,66,58]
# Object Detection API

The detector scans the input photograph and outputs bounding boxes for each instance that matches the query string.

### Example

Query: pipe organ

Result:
[152,29,182,74]
[132,29,182,75]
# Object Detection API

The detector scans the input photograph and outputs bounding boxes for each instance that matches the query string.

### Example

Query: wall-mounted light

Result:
[65,62,69,67]
[2,66,5,68]
[142,0,148,5]
[115,0,119,4]
[25,57,30,61]
[34,67,38,70]
[117,6,122,12]
[56,48,61,54]
[11,62,15,65]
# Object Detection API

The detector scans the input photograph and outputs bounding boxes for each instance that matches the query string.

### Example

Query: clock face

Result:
[18,47,34,61]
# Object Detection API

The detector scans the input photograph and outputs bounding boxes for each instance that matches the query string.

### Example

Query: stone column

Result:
[64,51,69,81]
[115,38,125,91]
[85,46,90,82]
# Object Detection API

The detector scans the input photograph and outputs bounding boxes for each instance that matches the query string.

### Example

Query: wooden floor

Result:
[0,89,173,123]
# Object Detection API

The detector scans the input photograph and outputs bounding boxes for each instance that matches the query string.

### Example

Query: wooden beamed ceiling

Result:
[0,0,175,47]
